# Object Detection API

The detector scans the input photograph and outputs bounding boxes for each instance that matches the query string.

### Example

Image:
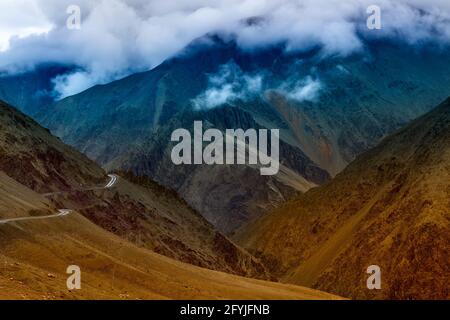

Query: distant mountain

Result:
[24,37,450,232]
[0,99,268,278]
[235,97,450,299]
[0,65,70,117]
[107,106,327,233]
[39,39,450,169]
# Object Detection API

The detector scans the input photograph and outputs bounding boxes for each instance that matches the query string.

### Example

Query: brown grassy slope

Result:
[0,100,267,278]
[0,172,52,219]
[50,174,269,279]
[235,98,450,299]
[0,179,340,300]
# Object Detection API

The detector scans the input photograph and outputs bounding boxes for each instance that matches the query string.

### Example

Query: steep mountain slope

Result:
[108,106,326,233]
[0,99,105,194]
[38,40,232,164]
[0,171,52,220]
[236,98,450,299]
[37,38,450,233]
[40,39,450,171]
[0,99,268,278]
[0,108,339,299]
[0,177,340,300]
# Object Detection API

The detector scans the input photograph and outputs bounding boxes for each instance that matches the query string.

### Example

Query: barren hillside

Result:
[0,100,267,279]
[236,98,450,299]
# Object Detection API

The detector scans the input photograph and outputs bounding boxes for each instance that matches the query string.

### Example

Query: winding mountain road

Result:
[0,209,72,225]
[0,174,118,225]
[105,174,117,188]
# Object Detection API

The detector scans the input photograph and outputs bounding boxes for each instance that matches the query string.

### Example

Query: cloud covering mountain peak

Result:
[0,0,449,98]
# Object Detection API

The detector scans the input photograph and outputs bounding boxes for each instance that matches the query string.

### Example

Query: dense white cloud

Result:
[192,62,264,109]
[0,0,449,98]
[283,76,322,102]
[192,61,322,110]
[0,0,52,51]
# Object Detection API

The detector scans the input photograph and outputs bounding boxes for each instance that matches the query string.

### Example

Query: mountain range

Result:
[0,99,268,280]
[235,97,450,299]
[2,38,448,234]
[0,34,448,300]
[0,98,346,299]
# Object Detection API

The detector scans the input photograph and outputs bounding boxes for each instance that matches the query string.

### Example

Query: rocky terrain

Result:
[0,99,268,279]
[34,38,450,233]
[236,97,450,299]
[0,175,339,300]
[108,106,326,234]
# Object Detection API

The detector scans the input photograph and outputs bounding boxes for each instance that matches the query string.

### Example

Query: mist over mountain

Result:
[1,0,450,98]
[1,27,449,235]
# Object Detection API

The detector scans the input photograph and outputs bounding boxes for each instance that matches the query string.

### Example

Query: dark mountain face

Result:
[107,105,328,233]
[18,37,450,232]
[0,65,72,117]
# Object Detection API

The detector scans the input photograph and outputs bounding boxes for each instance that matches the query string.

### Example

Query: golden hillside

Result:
[0,99,340,299]
[0,99,269,278]
[0,165,341,300]
[236,98,450,299]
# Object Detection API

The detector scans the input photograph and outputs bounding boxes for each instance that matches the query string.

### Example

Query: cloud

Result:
[51,71,96,100]
[0,0,52,52]
[193,61,321,109]
[192,61,264,109]
[282,76,322,102]
[0,0,449,98]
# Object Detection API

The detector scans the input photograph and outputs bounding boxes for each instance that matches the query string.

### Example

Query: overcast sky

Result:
[1,0,449,98]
